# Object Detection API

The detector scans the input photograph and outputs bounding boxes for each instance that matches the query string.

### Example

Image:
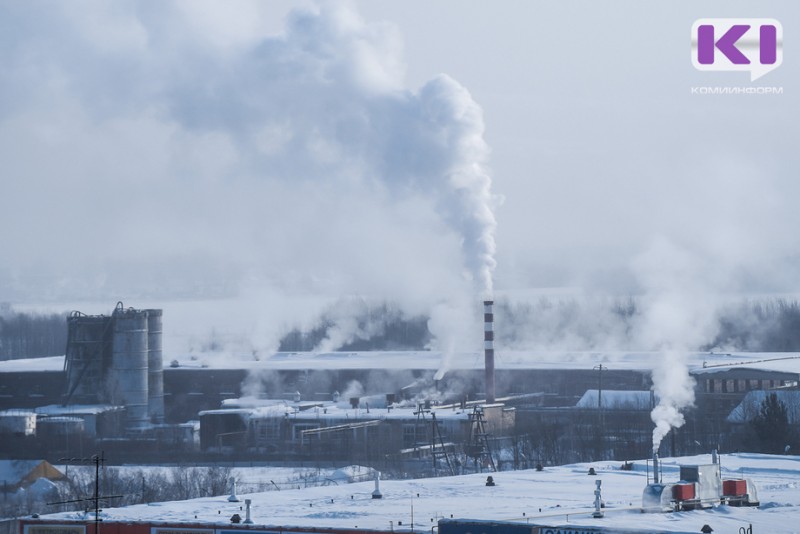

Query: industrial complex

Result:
[1,302,800,468]
[1,303,799,534]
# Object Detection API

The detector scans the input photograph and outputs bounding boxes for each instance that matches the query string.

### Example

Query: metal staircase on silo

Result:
[63,311,114,406]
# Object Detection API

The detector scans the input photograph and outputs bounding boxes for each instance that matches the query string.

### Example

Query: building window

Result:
[403,424,422,448]
[254,419,281,443]
[292,423,320,443]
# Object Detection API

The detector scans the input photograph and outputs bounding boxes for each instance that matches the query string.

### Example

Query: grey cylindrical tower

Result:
[484,300,495,404]
[146,309,165,424]
[112,305,149,429]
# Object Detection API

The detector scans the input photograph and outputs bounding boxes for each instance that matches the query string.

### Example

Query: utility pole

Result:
[593,365,606,458]
[48,452,123,534]
[593,364,605,412]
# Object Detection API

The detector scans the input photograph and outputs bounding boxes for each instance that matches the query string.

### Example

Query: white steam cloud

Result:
[427,296,477,380]
[649,350,695,452]
[340,380,364,404]
[312,298,392,353]
[632,237,719,453]
[0,1,497,358]
[412,77,498,298]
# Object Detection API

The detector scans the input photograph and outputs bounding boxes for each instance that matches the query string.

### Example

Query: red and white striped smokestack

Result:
[484,300,495,404]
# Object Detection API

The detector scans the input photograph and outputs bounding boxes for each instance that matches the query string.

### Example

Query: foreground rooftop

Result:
[35,452,800,533]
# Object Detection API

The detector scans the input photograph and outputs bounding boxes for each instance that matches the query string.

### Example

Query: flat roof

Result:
[33,452,800,533]
[35,404,123,415]
[3,351,800,376]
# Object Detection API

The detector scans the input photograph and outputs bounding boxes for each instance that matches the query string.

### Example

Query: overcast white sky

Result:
[1,1,798,352]
[364,0,799,296]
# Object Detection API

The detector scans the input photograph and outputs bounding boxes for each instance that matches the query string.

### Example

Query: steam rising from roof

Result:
[632,238,717,452]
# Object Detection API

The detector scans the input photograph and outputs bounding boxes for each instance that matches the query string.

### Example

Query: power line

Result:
[47,452,123,534]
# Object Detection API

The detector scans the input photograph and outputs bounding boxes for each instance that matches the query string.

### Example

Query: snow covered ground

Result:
[39,452,800,533]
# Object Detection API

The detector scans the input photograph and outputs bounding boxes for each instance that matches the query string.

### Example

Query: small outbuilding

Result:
[0,460,66,492]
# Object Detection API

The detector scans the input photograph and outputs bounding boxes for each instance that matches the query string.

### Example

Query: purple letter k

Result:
[698,24,751,65]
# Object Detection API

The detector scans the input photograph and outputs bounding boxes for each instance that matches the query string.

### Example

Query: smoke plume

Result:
[631,237,719,452]
[649,350,695,451]
[312,297,386,354]
[427,296,478,379]
[410,76,498,298]
[340,380,364,404]
[0,1,498,361]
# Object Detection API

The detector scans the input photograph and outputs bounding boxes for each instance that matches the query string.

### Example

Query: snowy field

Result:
[41,452,800,533]
[56,464,375,493]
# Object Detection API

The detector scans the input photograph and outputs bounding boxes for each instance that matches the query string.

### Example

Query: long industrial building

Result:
[1,303,800,463]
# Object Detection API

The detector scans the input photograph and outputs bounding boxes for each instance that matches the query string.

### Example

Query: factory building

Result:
[3,353,798,462]
[199,396,514,467]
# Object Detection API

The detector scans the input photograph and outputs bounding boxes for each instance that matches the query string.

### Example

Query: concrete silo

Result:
[111,304,150,429]
[145,309,165,424]
[63,303,165,430]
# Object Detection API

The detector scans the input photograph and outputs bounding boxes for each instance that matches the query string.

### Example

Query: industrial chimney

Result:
[484,300,495,404]
[652,452,660,484]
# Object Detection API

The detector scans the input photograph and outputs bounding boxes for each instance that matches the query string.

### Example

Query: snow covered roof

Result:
[177,350,688,372]
[691,354,800,376]
[727,390,800,424]
[0,355,64,372]
[203,401,472,423]
[220,398,295,409]
[197,408,254,417]
[0,350,769,373]
[0,410,36,417]
[575,390,654,411]
[35,404,123,416]
[4,352,800,383]
[279,404,471,422]
[32,453,800,533]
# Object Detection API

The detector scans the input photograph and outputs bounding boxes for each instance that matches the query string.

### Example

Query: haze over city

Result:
[0,0,796,346]
[1,3,800,533]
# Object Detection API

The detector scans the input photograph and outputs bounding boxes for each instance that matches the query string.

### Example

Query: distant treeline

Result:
[4,298,800,360]
[707,299,800,352]
[279,302,431,352]
[281,297,800,353]
[0,304,67,360]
